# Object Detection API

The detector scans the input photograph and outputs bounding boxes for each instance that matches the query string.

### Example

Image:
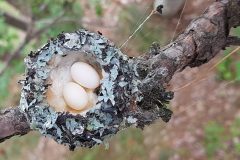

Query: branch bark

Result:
[0,0,239,143]
[0,107,30,142]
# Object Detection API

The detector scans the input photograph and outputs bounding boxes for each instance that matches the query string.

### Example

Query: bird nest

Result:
[19,29,173,150]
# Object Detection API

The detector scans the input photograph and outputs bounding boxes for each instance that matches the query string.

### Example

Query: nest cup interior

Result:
[46,51,103,115]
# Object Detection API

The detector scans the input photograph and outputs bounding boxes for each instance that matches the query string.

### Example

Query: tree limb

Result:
[0,107,30,142]
[0,0,239,143]
[2,12,29,31]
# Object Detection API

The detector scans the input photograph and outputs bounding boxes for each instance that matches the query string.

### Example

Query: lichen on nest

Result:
[19,29,173,150]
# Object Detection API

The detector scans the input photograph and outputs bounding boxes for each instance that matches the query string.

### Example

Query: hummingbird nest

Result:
[19,29,173,150]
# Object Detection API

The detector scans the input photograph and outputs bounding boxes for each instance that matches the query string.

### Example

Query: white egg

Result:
[71,62,100,89]
[63,82,88,110]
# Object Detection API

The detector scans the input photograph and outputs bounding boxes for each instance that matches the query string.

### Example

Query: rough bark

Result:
[0,107,30,142]
[0,0,239,143]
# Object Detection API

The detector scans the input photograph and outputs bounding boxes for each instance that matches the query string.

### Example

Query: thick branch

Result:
[0,107,30,142]
[0,0,239,143]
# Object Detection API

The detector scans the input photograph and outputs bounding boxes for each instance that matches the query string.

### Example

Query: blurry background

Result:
[0,0,240,159]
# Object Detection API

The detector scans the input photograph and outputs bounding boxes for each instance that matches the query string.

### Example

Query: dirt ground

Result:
[24,0,240,160]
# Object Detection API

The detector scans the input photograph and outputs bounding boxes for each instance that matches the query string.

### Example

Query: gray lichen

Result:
[19,29,173,150]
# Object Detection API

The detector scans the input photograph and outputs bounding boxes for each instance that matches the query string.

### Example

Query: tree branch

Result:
[2,12,29,31]
[0,12,65,76]
[0,0,239,143]
[0,107,30,142]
